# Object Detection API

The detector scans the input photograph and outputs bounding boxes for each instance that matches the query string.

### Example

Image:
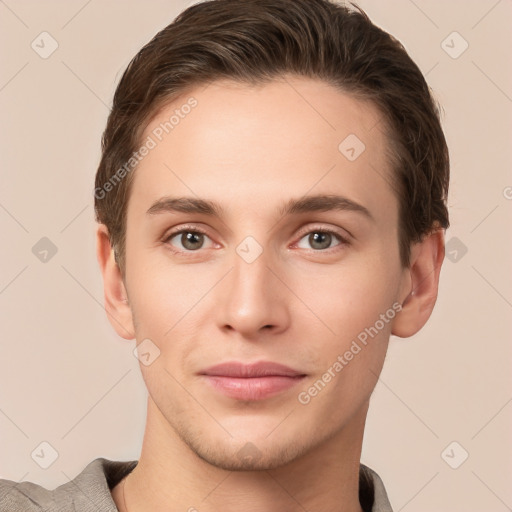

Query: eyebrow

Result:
[146,194,374,221]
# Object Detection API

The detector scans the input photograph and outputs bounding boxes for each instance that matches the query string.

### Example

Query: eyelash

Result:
[294,226,350,251]
[163,224,350,255]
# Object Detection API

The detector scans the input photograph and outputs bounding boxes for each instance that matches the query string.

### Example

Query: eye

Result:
[164,227,215,252]
[295,228,348,251]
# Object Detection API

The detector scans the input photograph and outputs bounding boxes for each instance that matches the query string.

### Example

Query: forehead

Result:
[129,75,396,222]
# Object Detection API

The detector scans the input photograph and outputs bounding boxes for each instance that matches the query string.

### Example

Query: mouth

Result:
[199,361,307,401]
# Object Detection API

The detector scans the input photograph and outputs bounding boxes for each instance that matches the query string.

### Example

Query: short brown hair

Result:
[94,0,449,274]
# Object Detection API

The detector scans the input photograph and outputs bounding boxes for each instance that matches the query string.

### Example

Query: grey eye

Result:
[296,231,342,250]
[167,230,213,251]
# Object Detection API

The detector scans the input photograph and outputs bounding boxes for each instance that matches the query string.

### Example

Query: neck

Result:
[113,399,367,512]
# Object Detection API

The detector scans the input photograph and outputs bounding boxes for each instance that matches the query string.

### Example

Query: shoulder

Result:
[0,458,137,512]
[359,463,394,512]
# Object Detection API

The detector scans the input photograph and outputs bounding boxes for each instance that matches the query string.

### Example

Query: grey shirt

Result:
[0,458,393,511]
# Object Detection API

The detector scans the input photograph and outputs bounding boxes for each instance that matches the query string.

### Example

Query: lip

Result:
[199,361,306,400]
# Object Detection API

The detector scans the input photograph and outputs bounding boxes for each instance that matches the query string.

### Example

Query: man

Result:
[0,0,449,510]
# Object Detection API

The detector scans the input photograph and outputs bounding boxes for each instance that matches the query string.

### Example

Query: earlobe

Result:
[392,229,446,338]
[96,224,135,340]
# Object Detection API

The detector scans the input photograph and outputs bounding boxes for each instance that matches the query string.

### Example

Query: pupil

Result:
[183,232,202,250]
[310,232,330,249]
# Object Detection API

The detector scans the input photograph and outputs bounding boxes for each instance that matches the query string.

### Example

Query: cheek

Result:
[127,250,208,333]
[293,266,394,413]
[288,255,399,342]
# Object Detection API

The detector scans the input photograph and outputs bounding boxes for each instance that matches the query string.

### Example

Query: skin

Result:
[97,75,445,512]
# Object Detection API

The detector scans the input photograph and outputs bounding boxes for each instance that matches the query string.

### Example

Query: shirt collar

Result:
[70,458,393,511]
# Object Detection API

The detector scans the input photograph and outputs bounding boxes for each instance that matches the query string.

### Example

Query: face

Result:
[120,76,410,470]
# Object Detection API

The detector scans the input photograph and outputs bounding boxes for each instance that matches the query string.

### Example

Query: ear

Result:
[96,224,135,340]
[392,228,445,338]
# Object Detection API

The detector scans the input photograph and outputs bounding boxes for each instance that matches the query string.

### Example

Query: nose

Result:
[216,244,290,339]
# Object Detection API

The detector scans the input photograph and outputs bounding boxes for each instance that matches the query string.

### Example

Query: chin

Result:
[190,436,311,472]
[169,412,315,471]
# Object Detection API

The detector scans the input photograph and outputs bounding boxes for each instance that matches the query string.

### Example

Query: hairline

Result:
[113,75,407,275]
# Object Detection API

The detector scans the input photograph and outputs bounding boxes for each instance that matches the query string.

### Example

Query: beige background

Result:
[1,0,511,510]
